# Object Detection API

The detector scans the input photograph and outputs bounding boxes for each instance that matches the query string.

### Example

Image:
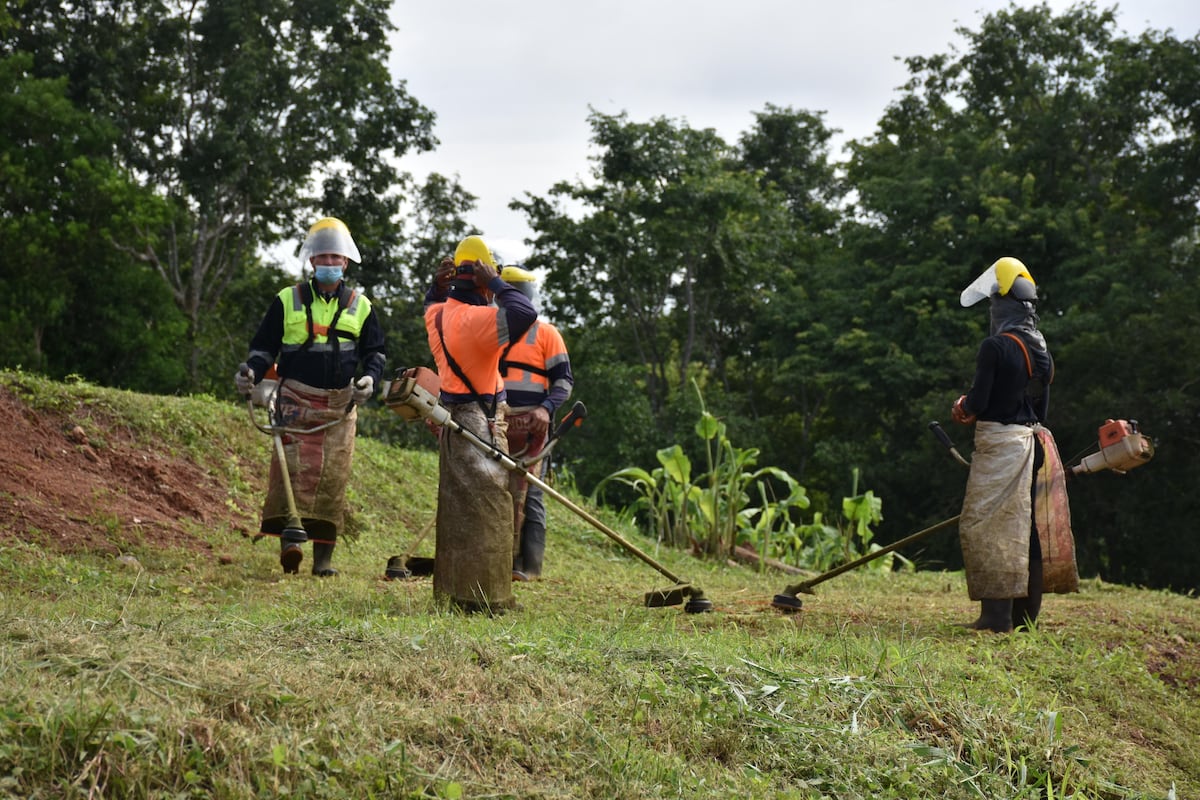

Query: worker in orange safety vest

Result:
[497,265,574,581]
[422,235,536,613]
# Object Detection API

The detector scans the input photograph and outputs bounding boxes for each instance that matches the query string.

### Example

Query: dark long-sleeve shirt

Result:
[964,332,1052,425]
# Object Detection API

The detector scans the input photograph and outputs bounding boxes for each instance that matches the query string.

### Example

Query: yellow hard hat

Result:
[500,265,537,301]
[298,216,360,264]
[453,235,496,269]
[500,265,536,284]
[992,257,1035,298]
[960,256,1037,306]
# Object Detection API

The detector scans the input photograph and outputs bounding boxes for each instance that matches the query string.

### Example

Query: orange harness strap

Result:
[1001,332,1033,378]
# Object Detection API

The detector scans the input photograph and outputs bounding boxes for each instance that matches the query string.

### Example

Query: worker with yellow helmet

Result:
[952,257,1075,633]
[423,235,537,613]
[497,264,574,581]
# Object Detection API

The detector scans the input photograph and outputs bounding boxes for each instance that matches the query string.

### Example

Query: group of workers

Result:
[236,216,1074,631]
[235,219,573,611]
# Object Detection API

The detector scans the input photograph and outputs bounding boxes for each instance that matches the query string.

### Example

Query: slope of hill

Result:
[0,370,1197,799]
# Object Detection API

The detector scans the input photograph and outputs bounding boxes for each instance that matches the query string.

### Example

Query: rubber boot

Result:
[517,483,546,579]
[280,541,303,574]
[968,599,1014,633]
[311,542,338,577]
[1013,558,1043,631]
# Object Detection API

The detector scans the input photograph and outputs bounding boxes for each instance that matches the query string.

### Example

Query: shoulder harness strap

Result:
[1001,332,1033,378]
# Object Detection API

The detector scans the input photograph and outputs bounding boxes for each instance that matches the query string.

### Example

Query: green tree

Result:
[517,110,790,419]
[0,52,186,390]
[366,172,478,376]
[8,0,436,390]
[840,2,1200,585]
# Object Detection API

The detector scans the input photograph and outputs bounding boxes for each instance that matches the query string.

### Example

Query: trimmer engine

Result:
[1071,419,1154,476]
[382,367,449,425]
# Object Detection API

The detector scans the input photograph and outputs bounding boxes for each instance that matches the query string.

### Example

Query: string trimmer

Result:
[382,367,714,613]
[770,418,1154,612]
[242,371,353,567]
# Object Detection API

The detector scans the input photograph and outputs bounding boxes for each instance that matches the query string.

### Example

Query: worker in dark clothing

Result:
[236,217,386,576]
[953,256,1057,632]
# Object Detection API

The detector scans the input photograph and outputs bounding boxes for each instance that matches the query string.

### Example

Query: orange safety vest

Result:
[501,321,570,402]
[424,299,507,401]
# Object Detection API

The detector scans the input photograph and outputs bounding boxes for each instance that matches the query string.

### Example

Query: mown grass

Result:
[0,372,1197,799]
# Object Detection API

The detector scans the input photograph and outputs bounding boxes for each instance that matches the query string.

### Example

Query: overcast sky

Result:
[388,1,1200,264]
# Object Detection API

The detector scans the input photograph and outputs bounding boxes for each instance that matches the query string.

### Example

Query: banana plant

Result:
[593,444,700,547]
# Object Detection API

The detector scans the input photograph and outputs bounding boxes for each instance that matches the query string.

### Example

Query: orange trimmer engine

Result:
[1071,419,1154,476]
[382,366,447,424]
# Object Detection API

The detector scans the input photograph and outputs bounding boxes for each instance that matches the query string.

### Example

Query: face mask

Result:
[314,265,343,285]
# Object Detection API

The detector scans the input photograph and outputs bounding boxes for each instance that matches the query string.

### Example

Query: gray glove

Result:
[352,375,375,405]
[235,363,255,396]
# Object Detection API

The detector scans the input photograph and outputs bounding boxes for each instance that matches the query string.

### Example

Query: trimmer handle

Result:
[551,401,587,442]
[928,420,955,450]
[929,420,971,468]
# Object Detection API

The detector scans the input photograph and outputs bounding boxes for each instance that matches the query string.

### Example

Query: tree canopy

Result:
[3,1,1198,589]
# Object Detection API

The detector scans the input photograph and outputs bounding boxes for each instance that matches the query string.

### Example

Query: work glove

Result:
[951,394,976,425]
[235,363,255,396]
[352,375,375,405]
[434,257,455,290]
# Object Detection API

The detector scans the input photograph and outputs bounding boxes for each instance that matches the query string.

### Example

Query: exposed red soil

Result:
[0,385,253,556]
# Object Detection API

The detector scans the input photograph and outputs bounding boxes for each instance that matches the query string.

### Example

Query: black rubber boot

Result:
[280,541,303,574]
[968,599,1014,633]
[311,542,338,577]
[1013,557,1043,630]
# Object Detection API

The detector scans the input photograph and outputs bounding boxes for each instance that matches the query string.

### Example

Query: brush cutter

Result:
[243,371,354,564]
[383,367,714,613]
[770,417,1155,612]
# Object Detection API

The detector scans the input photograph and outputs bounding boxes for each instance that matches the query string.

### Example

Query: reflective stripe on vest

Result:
[502,322,560,397]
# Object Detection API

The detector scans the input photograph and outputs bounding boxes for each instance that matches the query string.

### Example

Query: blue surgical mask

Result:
[314,266,343,285]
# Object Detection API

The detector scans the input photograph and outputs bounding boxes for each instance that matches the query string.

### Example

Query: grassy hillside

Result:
[0,370,1196,799]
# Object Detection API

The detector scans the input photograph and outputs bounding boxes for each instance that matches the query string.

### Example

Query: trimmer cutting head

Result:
[383,555,412,580]
[684,592,714,614]
[384,555,435,580]
[771,593,804,613]
[644,584,714,613]
[281,526,308,544]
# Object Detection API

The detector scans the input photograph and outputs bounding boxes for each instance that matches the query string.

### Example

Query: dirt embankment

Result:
[0,385,250,555]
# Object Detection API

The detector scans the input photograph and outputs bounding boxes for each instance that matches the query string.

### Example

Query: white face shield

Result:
[960,263,999,307]
[297,220,361,270]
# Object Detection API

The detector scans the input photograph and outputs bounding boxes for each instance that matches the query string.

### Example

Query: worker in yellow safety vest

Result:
[235,217,386,576]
